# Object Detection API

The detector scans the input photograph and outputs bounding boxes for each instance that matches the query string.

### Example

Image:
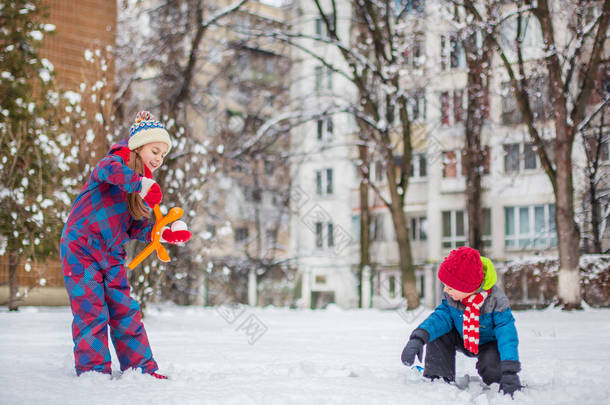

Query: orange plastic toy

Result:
[128,204,184,270]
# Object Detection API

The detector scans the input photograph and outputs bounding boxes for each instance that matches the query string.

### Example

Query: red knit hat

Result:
[438,247,483,293]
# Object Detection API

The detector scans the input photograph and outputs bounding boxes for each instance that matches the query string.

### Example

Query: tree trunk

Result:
[8,251,20,311]
[463,74,484,254]
[385,158,418,309]
[393,207,418,309]
[463,33,491,254]
[555,124,582,309]
[358,144,371,308]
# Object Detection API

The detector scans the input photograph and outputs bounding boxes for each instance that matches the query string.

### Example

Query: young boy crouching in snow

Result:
[401,247,522,397]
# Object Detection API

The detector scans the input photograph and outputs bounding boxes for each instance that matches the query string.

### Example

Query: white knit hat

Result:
[128,111,172,152]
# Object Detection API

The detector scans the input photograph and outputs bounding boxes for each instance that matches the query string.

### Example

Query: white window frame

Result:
[442,209,492,249]
[316,117,334,143]
[442,210,466,249]
[371,213,386,242]
[315,168,334,196]
[410,216,427,241]
[440,89,465,126]
[410,153,427,179]
[314,221,335,249]
[504,142,540,174]
[440,33,465,71]
[504,204,557,250]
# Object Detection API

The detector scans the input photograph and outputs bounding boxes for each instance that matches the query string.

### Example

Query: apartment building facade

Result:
[290,0,609,309]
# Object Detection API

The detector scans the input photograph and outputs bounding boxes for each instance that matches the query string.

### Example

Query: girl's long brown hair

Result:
[126,149,151,221]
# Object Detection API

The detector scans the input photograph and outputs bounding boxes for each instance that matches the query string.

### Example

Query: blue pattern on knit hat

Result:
[129,111,165,137]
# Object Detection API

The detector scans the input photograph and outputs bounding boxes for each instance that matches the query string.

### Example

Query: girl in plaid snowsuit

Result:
[60,111,191,378]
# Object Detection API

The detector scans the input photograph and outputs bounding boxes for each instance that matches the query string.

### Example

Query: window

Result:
[235,227,249,243]
[453,90,464,124]
[315,18,326,38]
[316,169,333,195]
[440,89,464,126]
[317,117,334,142]
[504,143,539,173]
[504,144,520,173]
[314,13,334,39]
[403,32,424,68]
[314,168,333,196]
[442,210,466,248]
[442,150,458,178]
[482,208,492,247]
[523,143,537,170]
[442,209,492,249]
[504,204,557,249]
[327,223,334,247]
[501,82,521,125]
[410,153,427,178]
[412,33,423,68]
[317,120,324,141]
[410,89,426,121]
[410,216,427,241]
[388,275,396,298]
[371,213,386,242]
[314,66,323,92]
[315,65,332,93]
[501,78,551,125]
[441,33,465,71]
[315,221,335,248]
[441,91,450,125]
[315,222,323,248]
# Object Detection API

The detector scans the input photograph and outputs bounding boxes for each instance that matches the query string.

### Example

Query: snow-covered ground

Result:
[1,304,609,405]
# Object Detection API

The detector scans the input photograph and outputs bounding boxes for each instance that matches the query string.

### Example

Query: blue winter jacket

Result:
[418,258,520,362]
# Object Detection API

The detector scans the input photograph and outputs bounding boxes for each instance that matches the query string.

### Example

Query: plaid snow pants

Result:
[60,233,158,375]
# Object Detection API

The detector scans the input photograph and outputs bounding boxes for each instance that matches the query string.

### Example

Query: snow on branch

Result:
[577,97,610,133]
[202,0,248,29]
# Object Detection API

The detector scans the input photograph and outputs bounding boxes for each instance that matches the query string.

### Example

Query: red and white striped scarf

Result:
[461,290,489,354]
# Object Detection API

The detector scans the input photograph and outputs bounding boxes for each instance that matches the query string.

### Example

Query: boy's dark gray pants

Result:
[423,329,502,385]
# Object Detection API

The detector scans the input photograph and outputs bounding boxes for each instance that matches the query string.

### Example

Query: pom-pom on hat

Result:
[438,247,484,293]
[128,111,172,152]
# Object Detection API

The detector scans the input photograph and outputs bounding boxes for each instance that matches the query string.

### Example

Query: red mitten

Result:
[161,228,192,244]
[139,177,163,206]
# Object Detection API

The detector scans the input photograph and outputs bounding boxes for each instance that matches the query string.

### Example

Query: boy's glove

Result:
[140,177,163,207]
[401,328,429,366]
[499,360,522,397]
[161,220,192,244]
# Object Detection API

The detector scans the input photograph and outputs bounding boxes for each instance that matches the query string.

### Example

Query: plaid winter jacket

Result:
[418,258,520,362]
[61,139,154,247]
